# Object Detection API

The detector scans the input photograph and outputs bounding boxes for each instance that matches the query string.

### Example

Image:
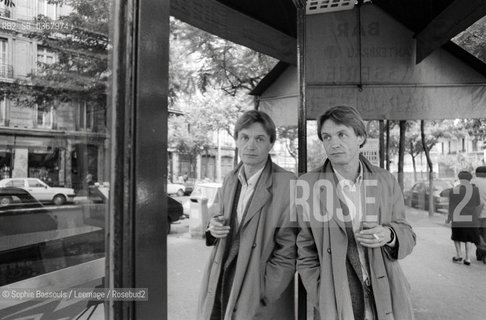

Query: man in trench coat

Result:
[296,106,416,320]
[198,110,297,320]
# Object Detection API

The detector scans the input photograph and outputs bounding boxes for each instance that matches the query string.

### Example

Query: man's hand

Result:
[208,216,230,238]
[355,223,393,248]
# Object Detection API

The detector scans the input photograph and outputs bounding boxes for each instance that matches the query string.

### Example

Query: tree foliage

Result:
[453,16,486,63]
[168,18,277,164]
[277,126,298,160]
[169,18,276,100]
[0,0,14,7]
[2,0,109,108]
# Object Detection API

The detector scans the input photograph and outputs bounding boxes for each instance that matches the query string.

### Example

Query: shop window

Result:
[28,147,60,185]
[70,144,98,191]
[0,0,168,318]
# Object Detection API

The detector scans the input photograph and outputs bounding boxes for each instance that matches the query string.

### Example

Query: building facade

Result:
[0,0,108,190]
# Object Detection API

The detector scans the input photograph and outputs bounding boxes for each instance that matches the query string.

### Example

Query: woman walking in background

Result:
[471,166,486,243]
[446,171,481,265]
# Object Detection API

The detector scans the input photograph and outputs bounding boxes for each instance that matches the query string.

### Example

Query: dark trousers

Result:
[210,254,238,320]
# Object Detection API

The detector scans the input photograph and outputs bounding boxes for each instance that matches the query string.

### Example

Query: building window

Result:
[36,46,55,74]
[0,96,6,125]
[38,0,57,20]
[37,47,55,64]
[473,140,478,152]
[77,101,94,131]
[0,38,9,79]
[35,104,53,128]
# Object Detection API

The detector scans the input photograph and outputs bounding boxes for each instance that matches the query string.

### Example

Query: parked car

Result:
[0,187,58,235]
[404,180,454,213]
[167,182,185,196]
[183,179,195,196]
[167,196,184,234]
[0,187,103,287]
[183,182,222,218]
[0,178,75,206]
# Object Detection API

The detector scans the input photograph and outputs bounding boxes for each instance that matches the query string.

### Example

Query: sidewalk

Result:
[168,220,211,320]
[167,208,486,320]
[402,208,486,320]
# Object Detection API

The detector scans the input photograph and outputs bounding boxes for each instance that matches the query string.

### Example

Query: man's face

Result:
[320,119,364,166]
[236,122,274,168]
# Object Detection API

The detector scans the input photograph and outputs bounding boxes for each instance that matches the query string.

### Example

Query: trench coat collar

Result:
[229,156,273,230]
[320,155,380,234]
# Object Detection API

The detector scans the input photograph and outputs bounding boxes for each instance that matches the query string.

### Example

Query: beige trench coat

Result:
[198,158,297,320]
[297,157,416,320]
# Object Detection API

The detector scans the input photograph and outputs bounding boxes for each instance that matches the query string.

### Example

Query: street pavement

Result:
[168,206,486,320]
[402,208,486,320]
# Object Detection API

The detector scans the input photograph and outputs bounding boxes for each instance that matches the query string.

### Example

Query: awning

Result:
[252,5,486,125]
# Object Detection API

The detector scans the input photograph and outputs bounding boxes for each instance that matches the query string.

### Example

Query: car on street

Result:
[404,179,454,213]
[0,178,75,206]
[167,181,186,196]
[0,187,104,287]
[167,196,184,234]
[183,179,195,196]
[0,187,58,236]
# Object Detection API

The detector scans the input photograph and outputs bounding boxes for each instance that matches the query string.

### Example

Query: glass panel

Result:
[0,1,112,318]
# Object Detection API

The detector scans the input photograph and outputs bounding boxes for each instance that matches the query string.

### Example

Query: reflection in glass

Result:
[0,0,110,318]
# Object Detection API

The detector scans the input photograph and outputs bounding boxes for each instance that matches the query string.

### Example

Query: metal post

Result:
[379,120,385,168]
[109,0,169,318]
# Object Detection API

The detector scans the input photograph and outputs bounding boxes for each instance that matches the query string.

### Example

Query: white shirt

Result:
[334,162,374,320]
[236,166,265,224]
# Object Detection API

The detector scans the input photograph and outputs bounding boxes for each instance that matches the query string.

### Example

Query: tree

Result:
[418,120,465,215]
[169,19,277,178]
[397,120,407,190]
[453,16,486,63]
[168,88,253,179]
[421,120,435,216]
[0,0,14,7]
[277,126,298,171]
[405,124,423,183]
[2,0,109,111]
[307,138,326,171]
[169,114,214,180]
[170,18,276,98]
[459,119,486,141]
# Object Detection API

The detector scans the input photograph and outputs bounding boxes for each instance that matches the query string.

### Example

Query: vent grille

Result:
[306,0,371,15]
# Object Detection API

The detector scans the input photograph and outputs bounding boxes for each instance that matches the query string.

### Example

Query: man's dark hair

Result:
[458,171,473,181]
[234,110,276,143]
[317,105,367,147]
[476,166,486,178]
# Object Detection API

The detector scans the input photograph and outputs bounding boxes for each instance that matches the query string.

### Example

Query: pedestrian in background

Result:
[471,166,486,243]
[198,110,297,320]
[296,105,416,320]
[446,171,481,265]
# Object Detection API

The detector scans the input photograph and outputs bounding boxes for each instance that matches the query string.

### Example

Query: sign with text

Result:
[305,5,486,120]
